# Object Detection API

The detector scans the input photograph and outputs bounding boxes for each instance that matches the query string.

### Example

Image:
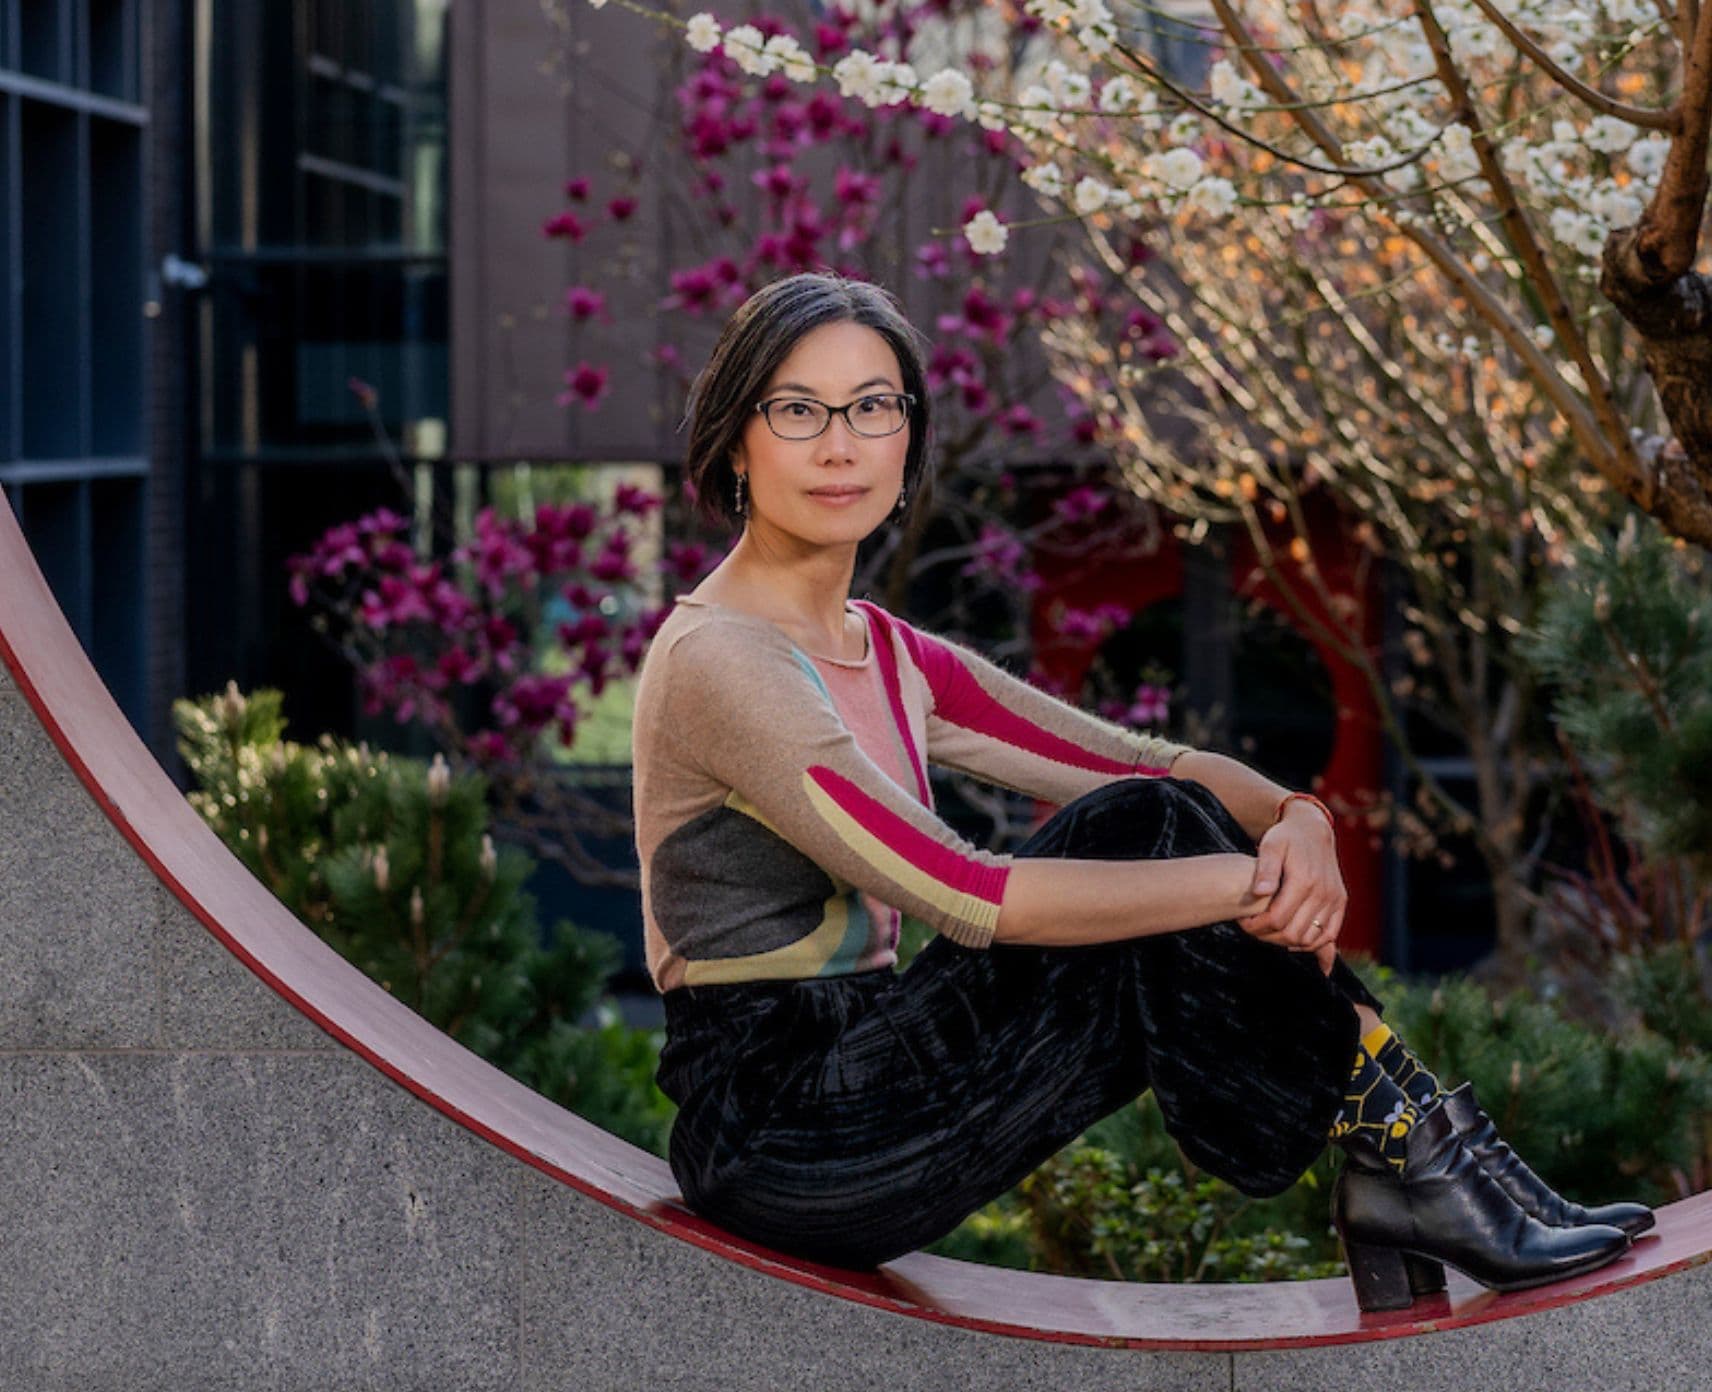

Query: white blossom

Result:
[870,60,917,108]
[1043,61,1090,108]
[1109,187,1144,219]
[974,99,1009,132]
[1098,75,1139,114]
[1383,162,1422,193]
[1625,135,1669,181]
[1073,175,1111,213]
[722,24,772,77]
[1385,105,1437,150]
[1150,147,1205,189]
[1590,184,1645,229]
[765,34,816,84]
[1209,60,1261,111]
[1077,24,1115,56]
[1437,123,1482,183]
[1021,161,1066,198]
[1017,83,1058,132]
[1583,116,1638,154]
[684,12,721,53]
[1344,136,1396,169]
[921,68,975,118]
[964,209,1009,256]
[1550,207,1608,259]
[1187,176,1239,217]
[832,50,883,103]
[1448,19,1503,63]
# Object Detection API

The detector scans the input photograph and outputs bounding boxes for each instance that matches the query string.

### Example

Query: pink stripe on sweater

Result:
[850,602,931,803]
[890,617,1159,777]
[805,764,1009,907]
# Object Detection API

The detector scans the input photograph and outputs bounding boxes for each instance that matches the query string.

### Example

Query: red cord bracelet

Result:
[1275,791,1335,829]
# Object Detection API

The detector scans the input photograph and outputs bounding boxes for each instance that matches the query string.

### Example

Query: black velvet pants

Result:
[656,776,1380,1270]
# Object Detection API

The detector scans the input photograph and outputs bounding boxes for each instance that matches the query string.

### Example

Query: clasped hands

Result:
[1235,803,1346,974]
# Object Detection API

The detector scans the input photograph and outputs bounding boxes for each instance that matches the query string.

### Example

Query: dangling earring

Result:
[893,487,908,517]
[733,472,747,517]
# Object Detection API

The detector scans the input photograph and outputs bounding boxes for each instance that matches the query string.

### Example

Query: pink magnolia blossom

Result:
[961,524,1041,592]
[564,286,609,322]
[1125,683,1171,726]
[542,211,587,241]
[664,541,715,584]
[557,361,610,409]
[613,481,662,515]
[1054,484,1111,524]
[1057,603,1130,644]
[753,163,801,200]
[915,241,951,279]
[834,167,881,208]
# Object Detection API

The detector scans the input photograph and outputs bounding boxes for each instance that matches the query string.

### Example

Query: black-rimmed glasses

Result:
[754,392,915,441]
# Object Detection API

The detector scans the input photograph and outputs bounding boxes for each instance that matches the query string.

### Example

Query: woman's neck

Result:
[695,530,860,657]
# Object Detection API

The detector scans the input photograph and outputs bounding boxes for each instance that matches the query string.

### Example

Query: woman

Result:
[631,271,1650,1311]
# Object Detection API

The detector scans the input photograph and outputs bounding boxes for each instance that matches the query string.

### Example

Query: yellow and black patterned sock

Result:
[1328,1039,1421,1173]
[1364,1023,1445,1111]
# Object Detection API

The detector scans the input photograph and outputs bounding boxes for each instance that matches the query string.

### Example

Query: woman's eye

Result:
[782,401,814,416]
[854,396,885,414]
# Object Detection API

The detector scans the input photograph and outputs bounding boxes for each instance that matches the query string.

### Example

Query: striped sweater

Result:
[632,596,1193,991]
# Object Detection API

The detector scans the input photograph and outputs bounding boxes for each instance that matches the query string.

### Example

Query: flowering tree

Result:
[584,0,1711,543]
[564,0,1712,948]
[287,480,683,884]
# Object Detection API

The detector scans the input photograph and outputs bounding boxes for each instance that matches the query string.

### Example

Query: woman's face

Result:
[730,320,912,551]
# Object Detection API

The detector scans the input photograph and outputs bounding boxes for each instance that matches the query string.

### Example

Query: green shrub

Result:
[1522,514,1712,877]
[174,684,674,1155]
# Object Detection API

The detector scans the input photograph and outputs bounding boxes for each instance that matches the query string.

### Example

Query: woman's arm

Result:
[1166,749,1292,840]
[869,610,1191,805]
[994,851,1272,947]
[1169,749,1346,969]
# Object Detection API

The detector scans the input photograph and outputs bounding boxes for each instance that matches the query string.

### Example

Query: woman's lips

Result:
[806,486,870,506]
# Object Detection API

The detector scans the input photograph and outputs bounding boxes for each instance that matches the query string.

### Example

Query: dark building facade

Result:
[1,0,152,734]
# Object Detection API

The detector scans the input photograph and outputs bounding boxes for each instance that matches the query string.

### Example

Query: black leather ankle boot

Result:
[1333,1103,1631,1313]
[1440,1081,1656,1237]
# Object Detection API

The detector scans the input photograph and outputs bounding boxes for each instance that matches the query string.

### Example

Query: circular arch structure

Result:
[1,493,1709,1389]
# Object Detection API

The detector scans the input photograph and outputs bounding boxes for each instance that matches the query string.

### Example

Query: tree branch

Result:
[1464,0,1682,130]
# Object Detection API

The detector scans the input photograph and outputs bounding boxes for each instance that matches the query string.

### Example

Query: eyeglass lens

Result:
[766,395,909,439]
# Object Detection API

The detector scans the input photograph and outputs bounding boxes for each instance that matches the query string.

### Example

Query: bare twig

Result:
[1462,0,1681,130]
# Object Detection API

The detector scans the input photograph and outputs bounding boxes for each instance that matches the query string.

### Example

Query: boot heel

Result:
[1343,1240,1416,1312]
[1405,1252,1447,1296]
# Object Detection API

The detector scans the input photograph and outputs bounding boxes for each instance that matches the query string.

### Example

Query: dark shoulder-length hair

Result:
[679,271,934,531]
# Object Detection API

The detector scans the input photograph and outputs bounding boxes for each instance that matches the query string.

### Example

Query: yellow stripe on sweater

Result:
[800,773,1001,942]
[681,893,858,985]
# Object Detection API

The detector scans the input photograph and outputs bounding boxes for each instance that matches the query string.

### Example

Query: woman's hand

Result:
[1236,802,1346,973]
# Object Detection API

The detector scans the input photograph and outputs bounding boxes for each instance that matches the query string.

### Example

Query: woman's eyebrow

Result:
[765,376,897,396]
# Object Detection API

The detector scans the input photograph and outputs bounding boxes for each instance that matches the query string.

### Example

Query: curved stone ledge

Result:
[2,494,1708,1389]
